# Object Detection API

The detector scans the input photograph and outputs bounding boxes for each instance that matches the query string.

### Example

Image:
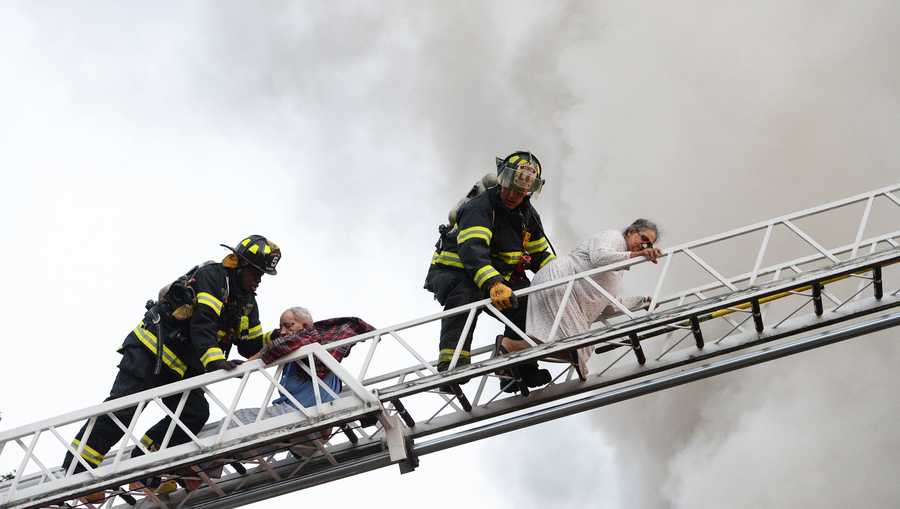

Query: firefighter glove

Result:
[207,359,244,372]
[489,282,518,310]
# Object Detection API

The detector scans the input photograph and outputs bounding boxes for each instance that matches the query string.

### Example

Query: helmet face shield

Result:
[498,159,543,194]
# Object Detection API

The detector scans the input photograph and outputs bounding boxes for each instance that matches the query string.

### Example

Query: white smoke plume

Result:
[487,2,900,508]
[2,1,899,508]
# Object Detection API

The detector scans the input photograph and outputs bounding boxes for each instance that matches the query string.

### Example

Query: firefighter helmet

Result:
[495,151,544,194]
[221,235,281,275]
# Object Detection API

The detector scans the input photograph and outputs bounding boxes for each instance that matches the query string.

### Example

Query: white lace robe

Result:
[526,229,643,375]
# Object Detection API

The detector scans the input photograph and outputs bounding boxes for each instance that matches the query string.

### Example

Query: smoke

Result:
[546,2,900,508]
[3,1,899,508]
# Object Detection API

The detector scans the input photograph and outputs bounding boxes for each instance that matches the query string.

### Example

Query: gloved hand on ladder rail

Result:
[489,282,518,310]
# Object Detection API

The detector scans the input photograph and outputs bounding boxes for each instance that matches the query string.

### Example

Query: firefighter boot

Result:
[519,362,551,388]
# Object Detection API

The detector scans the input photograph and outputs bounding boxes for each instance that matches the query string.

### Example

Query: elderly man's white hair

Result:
[285,306,313,323]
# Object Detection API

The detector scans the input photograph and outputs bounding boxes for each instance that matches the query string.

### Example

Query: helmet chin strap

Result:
[229,265,256,297]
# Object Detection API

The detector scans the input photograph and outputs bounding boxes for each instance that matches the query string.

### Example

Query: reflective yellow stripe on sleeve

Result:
[524,236,550,254]
[431,250,465,269]
[72,439,105,466]
[538,253,557,269]
[239,315,249,334]
[262,330,275,345]
[457,226,492,245]
[495,251,524,265]
[473,265,501,288]
[133,324,188,377]
[200,347,226,368]
[196,292,223,316]
[246,324,263,340]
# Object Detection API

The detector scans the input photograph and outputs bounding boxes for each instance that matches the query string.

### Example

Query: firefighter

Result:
[62,235,281,493]
[425,151,556,392]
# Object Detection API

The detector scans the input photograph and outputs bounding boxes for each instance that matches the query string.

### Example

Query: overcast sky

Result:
[1,2,899,508]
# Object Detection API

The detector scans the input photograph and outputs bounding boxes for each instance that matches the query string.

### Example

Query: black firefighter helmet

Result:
[221,235,281,275]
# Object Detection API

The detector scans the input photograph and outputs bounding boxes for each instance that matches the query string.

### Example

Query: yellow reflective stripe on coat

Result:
[262,330,275,345]
[431,250,464,269]
[239,315,249,334]
[200,347,226,367]
[539,253,557,269]
[196,292,224,316]
[474,265,501,288]
[495,251,524,265]
[140,435,155,449]
[133,324,187,377]
[524,236,550,254]
[72,439,105,466]
[246,324,263,340]
[457,226,492,245]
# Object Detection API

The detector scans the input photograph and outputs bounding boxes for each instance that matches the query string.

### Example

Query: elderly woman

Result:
[499,219,662,378]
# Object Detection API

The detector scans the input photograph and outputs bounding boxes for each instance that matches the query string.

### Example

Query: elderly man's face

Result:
[279,310,312,336]
[626,229,657,252]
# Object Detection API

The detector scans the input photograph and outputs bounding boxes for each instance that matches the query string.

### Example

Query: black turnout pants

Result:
[62,344,209,474]
[428,267,531,367]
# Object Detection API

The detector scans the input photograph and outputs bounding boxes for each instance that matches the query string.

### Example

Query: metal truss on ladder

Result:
[1,183,898,509]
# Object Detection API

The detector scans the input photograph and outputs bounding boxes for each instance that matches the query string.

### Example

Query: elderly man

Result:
[244,307,372,413]
[510,219,662,378]
[425,151,557,392]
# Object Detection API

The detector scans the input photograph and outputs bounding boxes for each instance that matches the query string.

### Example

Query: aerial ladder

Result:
[1,183,898,509]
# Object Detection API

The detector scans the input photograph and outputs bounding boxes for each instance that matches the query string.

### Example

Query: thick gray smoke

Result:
[484,2,900,508]
[4,1,899,508]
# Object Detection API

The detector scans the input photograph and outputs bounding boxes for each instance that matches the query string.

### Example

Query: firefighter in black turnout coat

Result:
[426,151,556,391]
[62,235,281,477]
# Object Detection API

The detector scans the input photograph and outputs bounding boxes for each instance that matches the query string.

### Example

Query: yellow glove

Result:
[489,282,517,310]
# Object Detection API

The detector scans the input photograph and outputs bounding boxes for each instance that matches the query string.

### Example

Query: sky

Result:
[1,1,899,508]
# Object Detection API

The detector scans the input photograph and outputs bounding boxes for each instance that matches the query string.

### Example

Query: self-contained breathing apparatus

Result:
[143,262,216,375]
[433,173,498,254]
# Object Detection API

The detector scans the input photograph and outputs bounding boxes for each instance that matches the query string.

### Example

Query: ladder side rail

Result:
[399,294,900,439]
[580,250,900,346]
[408,290,900,439]
[651,230,900,310]
[354,231,899,390]
[0,363,273,444]
[0,338,382,444]
[105,305,900,509]
[9,394,374,509]
[413,309,900,444]
[0,347,381,502]
[375,249,899,400]
[360,343,494,386]
[306,184,900,360]
[3,189,896,441]
[3,184,898,507]
[6,346,381,508]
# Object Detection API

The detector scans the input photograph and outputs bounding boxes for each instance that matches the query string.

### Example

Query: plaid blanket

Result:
[261,316,375,379]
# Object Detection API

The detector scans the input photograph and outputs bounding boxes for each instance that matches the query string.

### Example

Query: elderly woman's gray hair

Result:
[284,306,313,323]
[624,218,660,239]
